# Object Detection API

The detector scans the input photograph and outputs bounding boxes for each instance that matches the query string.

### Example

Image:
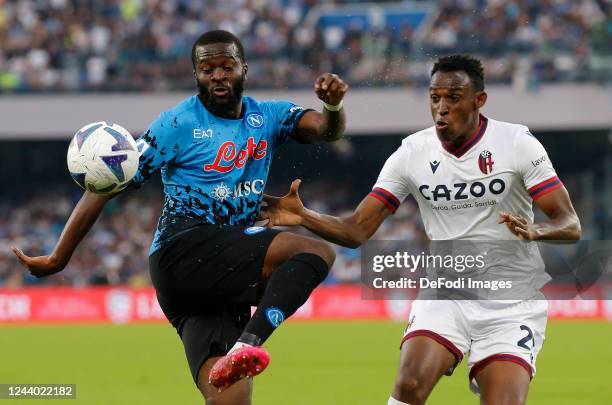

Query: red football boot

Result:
[208,346,270,390]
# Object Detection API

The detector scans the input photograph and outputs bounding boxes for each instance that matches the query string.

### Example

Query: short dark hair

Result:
[191,30,246,68]
[431,55,485,91]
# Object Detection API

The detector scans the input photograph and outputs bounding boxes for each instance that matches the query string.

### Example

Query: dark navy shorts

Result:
[148,224,281,383]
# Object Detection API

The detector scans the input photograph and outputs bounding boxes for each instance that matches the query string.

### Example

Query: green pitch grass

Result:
[1,321,610,404]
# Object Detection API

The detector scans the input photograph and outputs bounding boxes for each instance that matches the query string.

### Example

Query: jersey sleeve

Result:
[370,144,412,213]
[268,100,312,147]
[515,127,562,200]
[130,112,181,188]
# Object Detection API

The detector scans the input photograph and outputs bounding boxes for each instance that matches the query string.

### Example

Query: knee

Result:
[196,378,217,405]
[196,380,210,403]
[297,239,335,269]
[393,375,429,405]
[314,240,336,268]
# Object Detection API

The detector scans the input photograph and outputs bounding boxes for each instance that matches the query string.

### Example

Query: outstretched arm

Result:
[498,186,581,240]
[294,73,348,143]
[12,191,113,277]
[260,179,392,248]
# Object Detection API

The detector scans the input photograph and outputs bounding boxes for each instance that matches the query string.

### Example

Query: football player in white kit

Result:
[259,55,581,405]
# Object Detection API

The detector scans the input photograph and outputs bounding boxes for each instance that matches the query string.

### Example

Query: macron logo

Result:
[430,160,440,174]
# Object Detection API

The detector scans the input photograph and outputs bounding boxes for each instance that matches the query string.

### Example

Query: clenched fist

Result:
[314,73,348,106]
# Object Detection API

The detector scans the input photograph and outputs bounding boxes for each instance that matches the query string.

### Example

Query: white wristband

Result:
[323,100,343,112]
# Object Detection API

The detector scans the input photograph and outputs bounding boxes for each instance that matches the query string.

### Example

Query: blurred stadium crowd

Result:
[0,184,425,287]
[0,0,609,92]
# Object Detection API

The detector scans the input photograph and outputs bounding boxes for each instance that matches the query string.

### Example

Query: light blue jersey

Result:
[131,95,309,254]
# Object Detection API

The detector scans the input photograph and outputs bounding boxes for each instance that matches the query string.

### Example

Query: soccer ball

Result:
[67,121,139,194]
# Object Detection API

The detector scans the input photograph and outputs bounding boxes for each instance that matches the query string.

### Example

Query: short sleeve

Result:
[269,100,312,147]
[515,127,562,200]
[130,112,181,188]
[370,145,412,213]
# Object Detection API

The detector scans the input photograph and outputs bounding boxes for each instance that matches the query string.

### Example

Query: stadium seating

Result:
[0,0,609,93]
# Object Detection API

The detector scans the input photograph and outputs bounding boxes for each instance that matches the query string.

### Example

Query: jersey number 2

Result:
[517,325,534,350]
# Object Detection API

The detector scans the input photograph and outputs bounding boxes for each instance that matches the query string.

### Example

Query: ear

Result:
[243,63,248,81]
[475,91,487,109]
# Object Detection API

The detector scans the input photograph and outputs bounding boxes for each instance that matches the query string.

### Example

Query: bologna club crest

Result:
[478,150,494,174]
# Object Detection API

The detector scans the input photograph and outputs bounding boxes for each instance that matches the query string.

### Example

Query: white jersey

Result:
[371,115,561,239]
[370,115,563,297]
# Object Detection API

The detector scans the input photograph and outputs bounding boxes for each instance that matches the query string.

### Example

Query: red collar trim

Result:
[441,115,488,158]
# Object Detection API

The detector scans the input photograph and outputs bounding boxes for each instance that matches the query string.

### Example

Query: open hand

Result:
[259,179,306,227]
[498,211,538,241]
[11,247,64,278]
[314,73,348,106]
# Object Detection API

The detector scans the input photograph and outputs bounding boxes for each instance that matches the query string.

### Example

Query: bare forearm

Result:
[51,192,111,267]
[300,208,365,248]
[318,107,346,141]
[533,213,581,240]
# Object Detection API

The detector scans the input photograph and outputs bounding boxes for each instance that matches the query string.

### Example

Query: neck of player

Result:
[447,114,480,150]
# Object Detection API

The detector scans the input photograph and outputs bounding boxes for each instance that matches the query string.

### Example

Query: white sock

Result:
[228,341,253,354]
[387,396,411,405]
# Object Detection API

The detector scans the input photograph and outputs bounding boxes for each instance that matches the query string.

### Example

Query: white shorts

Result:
[401,299,548,394]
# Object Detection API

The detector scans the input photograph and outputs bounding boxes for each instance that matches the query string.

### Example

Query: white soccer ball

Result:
[67,121,139,194]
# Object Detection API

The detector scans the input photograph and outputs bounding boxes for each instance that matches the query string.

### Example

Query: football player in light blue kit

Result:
[13,30,348,404]
[134,71,323,255]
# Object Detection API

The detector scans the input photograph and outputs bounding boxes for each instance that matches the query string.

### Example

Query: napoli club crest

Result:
[478,150,494,174]
[245,113,264,129]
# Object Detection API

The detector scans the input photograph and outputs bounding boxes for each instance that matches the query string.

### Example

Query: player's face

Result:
[429,71,486,142]
[194,43,248,117]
